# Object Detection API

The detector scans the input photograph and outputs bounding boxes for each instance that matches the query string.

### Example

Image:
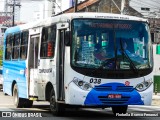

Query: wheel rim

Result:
[50,94,56,111]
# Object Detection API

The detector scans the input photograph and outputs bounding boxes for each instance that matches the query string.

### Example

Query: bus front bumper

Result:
[66,82,153,106]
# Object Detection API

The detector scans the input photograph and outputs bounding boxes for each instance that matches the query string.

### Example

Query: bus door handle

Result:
[50,60,54,62]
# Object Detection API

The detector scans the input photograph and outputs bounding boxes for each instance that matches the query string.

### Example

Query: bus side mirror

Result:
[65,31,70,46]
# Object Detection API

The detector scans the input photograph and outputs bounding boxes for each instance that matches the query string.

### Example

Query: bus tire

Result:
[50,89,65,116]
[24,99,33,108]
[112,105,128,115]
[13,84,24,108]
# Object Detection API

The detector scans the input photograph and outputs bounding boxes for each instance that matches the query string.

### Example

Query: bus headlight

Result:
[135,79,153,92]
[73,77,93,91]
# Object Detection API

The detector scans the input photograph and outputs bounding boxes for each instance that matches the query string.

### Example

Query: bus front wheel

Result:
[112,106,128,115]
[13,84,24,108]
[50,89,65,116]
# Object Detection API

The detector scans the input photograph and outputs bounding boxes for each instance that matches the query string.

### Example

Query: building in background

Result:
[0,0,21,27]
[62,0,142,17]
[4,0,21,26]
[130,0,160,18]
[20,0,53,23]
[130,0,160,43]
[0,0,159,24]
[0,15,10,46]
[53,0,86,15]
[148,18,160,43]
[0,0,54,24]
[19,0,86,23]
[0,25,7,46]
[68,0,86,8]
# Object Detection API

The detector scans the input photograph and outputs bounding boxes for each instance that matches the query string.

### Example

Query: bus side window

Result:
[40,25,56,58]
[20,31,29,59]
[12,33,20,60]
[5,35,13,60]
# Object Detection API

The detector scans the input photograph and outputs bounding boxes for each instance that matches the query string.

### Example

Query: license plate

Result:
[108,94,122,99]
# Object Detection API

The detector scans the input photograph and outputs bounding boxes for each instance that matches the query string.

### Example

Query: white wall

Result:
[20,0,52,23]
[0,1,5,12]
[51,0,86,15]
[61,0,70,11]
[153,44,160,75]
[61,0,86,11]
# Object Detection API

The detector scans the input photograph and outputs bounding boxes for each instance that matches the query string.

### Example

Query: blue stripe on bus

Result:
[84,82,144,106]
[3,60,28,98]
[3,26,27,98]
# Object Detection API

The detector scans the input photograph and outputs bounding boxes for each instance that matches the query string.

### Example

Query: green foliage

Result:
[0,48,3,67]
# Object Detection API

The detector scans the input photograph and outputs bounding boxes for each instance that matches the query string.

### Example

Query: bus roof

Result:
[5,12,147,34]
[61,12,147,22]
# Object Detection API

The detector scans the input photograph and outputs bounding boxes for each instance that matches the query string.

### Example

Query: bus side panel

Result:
[3,26,28,99]
[3,61,28,98]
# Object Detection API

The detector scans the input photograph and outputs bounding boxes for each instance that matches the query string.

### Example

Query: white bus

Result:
[3,12,153,115]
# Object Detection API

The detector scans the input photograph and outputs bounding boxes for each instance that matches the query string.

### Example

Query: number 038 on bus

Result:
[2,12,153,115]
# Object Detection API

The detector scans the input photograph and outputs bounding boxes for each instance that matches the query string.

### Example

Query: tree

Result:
[0,47,3,66]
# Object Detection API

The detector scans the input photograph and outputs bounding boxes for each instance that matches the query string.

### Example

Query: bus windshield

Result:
[71,19,153,71]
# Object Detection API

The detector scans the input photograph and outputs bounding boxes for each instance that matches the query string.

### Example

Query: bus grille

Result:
[94,86,112,91]
[94,86,134,92]
[116,86,134,92]
[98,96,130,104]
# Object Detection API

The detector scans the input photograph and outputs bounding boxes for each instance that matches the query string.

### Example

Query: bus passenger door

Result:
[57,29,66,101]
[28,35,40,98]
[37,25,57,101]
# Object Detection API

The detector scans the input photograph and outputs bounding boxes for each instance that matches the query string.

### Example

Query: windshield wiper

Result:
[119,39,138,74]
